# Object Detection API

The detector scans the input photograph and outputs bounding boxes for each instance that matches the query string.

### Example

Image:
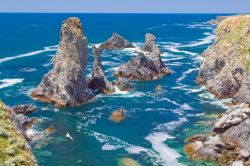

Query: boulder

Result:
[99,32,134,50]
[109,109,126,122]
[31,17,93,107]
[88,46,112,93]
[12,105,36,115]
[113,77,132,91]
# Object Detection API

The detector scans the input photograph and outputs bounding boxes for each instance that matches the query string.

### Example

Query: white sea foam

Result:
[145,132,184,166]
[181,103,194,110]
[155,117,188,132]
[0,78,24,89]
[102,144,118,151]
[182,32,215,48]
[187,22,213,30]
[19,68,37,72]
[0,45,57,64]
[164,44,197,56]
[177,68,199,83]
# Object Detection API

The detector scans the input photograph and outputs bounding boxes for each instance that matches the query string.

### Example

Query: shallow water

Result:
[0,14,231,166]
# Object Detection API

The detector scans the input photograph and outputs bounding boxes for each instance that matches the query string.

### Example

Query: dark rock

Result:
[88,46,112,93]
[99,32,134,50]
[12,105,36,115]
[31,17,93,107]
[113,77,132,91]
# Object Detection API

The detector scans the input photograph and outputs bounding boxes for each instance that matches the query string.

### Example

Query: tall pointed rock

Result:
[32,17,93,107]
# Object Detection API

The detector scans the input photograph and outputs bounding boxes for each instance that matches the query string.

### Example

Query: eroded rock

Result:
[99,32,134,50]
[113,77,132,91]
[31,17,93,107]
[12,105,36,115]
[109,109,126,122]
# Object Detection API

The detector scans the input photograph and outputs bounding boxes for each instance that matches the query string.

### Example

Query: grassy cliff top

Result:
[0,101,37,165]
[215,15,250,70]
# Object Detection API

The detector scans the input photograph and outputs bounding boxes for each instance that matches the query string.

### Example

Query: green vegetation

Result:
[0,100,37,165]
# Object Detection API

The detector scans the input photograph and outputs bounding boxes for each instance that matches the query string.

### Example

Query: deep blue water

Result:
[0,14,231,166]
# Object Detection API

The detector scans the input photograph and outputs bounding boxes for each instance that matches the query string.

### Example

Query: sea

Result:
[0,13,232,166]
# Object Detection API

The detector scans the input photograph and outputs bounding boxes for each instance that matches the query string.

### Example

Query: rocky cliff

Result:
[99,32,134,50]
[185,104,250,165]
[115,34,171,80]
[32,17,93,107]
[88,46,112,93]
[0,101,37,165]
[196,15,250,104]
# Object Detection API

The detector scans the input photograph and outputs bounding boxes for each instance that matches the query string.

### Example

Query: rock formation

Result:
[99,32,134,50]
[109,109,126,122]
[0,101,37,165]
[184,104,250,165]
[31,17,93,107]
[115,44,171,80]
[113,77,132,91]
[142,33,157,53]
[208,16,228,25]
[88,46,112,93]
[196,15,250,104]
[12,105,36,115]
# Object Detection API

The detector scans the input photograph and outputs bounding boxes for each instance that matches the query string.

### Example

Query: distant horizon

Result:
[0,0,250,14]
[0,12,242,14]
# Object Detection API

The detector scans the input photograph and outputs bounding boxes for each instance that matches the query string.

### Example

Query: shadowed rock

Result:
[99,32,134,50]
[12,105,36,115]
[88,46,112,93]
[113,77,132,91]
[115,45,171,80]
[31,17,93,107]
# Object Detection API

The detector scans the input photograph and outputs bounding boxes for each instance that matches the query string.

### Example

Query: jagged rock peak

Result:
[88,46,112,93]
[98,32,134,50]
[143,33,157,53]
[31,17,93,107]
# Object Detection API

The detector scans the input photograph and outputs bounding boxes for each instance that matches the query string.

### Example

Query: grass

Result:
[0,100,37,165]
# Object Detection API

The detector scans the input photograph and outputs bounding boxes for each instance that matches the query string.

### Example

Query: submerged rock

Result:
[142,33,157,53]
[113,77,132,91]
[88,46,113,93]
[99,32,134,50]
[119,157,141,166]
[197,15,250,104]
[184,104,250,165]
[12,105,36,115]
[31,17,93,107]
[109,109,126,122]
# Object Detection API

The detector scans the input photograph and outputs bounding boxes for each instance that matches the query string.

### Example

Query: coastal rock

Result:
[119,157,141,166]
[88,46,112,93]
[31,17,93,107]
[0,101,37,165]
[184,104,250,165]
[208,16,228,25]
[143,33,156,53]
[197,15,250,103]
[12,105,36,115]
[113,77,132,91]
[99,32,134,50]
[115,45,171,80]
[109,109,126,122]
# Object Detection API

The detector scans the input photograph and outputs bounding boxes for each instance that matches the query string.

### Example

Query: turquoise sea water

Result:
[0,14,232,166]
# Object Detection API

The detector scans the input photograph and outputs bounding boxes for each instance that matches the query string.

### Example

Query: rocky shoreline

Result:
[185,15,250,165]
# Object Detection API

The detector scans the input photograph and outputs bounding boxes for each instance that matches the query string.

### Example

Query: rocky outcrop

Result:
[0,101,37,165]
[115,44,171,80]
[31,17,93,107]
[99,32,134,50]
[109,109,126,122]
[184,104,250,165]
[142,33,157,53]
[208,16,228,25]
[196,15,250,103]
[88,46,112,93]
[113,77,132,91]
[12,105,36,115]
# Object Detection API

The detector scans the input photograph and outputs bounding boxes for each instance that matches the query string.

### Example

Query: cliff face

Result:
[0,101,37,165]
[197,15,250,104]
[32,17,93,107]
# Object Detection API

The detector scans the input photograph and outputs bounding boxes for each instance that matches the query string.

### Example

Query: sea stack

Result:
[114,34,171,80]
[143,33,157,53]
[88,46,112,93]
[196,15,250,104]
[31,17,93,107]
[98,32,134,50]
